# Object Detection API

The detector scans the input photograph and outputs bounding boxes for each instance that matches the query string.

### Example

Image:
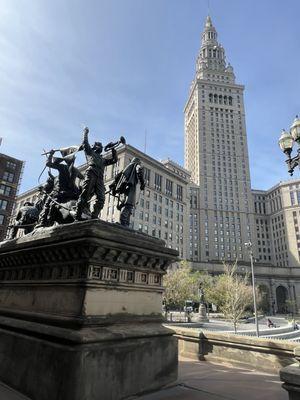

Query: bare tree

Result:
[208,263,253,333]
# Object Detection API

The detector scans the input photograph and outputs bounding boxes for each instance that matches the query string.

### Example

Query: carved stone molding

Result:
[0,220,177,288]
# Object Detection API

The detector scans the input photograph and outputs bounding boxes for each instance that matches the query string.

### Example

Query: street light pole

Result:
[245,242,259,337]
[278,116,300,175]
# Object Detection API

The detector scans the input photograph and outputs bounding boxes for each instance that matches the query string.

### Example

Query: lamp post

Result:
[278,115,300,175]
[245,242,259,337]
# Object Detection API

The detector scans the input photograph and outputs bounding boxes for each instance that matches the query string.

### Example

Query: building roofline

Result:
[121,144,190,183]
[0,153,24,164]
[160,158,191,175]
[252,178,300,194]
[17,142,190,199]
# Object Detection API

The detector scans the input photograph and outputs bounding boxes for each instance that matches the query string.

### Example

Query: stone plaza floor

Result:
[136,357,287,400]
[0,357,287,400]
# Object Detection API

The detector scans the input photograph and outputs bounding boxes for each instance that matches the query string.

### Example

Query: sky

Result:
[0,0,299,193]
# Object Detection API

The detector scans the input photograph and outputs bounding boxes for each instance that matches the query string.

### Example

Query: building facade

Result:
[184,16,256,263]
[0,153,24,240]
[253,179,300,268]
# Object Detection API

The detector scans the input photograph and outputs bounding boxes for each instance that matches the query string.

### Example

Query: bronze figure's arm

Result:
[104,147,118,166]
[45,150,64,172]
[82,127,92,155]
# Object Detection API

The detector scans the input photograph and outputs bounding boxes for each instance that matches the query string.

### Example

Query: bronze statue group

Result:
[9,127,145,239]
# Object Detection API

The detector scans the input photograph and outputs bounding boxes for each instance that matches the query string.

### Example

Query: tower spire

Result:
[195,16,235,83]
[205,15,213,28]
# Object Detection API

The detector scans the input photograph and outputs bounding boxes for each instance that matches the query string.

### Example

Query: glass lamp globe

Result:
[278,129,293,154]
[290,115,300,143]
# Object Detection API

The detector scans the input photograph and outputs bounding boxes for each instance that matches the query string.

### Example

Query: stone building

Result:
[0,153,24,240]
[253,180,300,268]
[184,16,256,264]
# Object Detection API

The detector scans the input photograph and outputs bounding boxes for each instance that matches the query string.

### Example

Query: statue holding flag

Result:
[109,157,145,227]
[35,144,83,228]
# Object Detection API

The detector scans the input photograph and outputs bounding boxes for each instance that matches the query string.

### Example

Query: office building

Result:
[0,153,24,240]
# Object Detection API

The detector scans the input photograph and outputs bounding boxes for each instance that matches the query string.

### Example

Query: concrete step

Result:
[261,329,300,340]
[237,324,293,337]
[0,382,30,400]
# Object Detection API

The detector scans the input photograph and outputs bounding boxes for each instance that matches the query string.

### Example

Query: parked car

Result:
[184,300,193,313]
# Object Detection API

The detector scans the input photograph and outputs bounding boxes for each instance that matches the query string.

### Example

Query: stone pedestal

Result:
[0,220,178,400]
[198,303,209,322]
[280,347,300,399]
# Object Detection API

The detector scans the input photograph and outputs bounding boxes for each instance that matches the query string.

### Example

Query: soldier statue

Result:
[35,149,83,228]
[35,171,56,213]
[8,202,39,239]
[109,157,145,226]
[75,127,118,220]
[8,172,56,239]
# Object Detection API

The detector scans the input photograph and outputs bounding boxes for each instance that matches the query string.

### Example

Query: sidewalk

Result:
[0,358,287,400]
[136,358,287,400]
[0,382,30,400]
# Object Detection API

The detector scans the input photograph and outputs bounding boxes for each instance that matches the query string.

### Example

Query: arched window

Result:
[219,95,222,104]
[209,93,213,103]
[214,94,218,103]
[228,96,233,105]
[224,95,227,105]
[213,49,216,58]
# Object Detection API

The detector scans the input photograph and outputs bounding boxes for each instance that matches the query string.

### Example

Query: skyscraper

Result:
[184,16,256,263]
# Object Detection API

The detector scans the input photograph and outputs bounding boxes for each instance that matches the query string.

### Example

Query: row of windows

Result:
[2,171,14,183]
[139,211,184,225]
[6,161,17,170]
[153,173,183,200]
[0,184,12,197]
[140,197,184,212]
[290,191,300,206]
[208,94,233,106]
[254,202,266,214]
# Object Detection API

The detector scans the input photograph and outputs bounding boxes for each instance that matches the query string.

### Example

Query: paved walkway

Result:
[136,358,287,400]
[0,358,287,400]
[166,315,289,333]
[0,382,30,400]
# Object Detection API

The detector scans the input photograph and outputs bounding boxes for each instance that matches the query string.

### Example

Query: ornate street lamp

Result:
[279,115,300,175]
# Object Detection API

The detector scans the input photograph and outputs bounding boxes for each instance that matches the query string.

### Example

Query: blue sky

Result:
[0,0,299,192]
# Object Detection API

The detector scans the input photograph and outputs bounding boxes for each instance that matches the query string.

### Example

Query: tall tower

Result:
[185,16,256,263]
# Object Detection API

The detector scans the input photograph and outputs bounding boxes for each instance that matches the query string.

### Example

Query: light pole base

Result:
[197,303,209,322]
